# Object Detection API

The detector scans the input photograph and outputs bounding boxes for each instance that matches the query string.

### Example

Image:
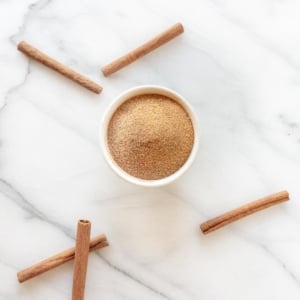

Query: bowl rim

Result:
[99,85,199,187]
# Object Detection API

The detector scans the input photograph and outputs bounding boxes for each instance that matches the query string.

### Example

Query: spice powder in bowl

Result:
[107,94,194,180]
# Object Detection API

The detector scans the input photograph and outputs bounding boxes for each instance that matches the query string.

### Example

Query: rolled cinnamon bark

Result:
[101,22,184,76]
[18,41,102,94]
[17,234,108,283]
[72,220,91,300]
[200,191,289,234]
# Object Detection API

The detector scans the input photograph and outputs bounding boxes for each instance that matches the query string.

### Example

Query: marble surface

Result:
[0,0,300,299]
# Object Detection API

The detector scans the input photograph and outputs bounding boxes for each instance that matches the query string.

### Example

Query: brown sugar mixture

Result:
[107,94,194,180]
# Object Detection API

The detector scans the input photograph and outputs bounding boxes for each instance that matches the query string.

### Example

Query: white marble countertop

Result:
[1,0,300,299]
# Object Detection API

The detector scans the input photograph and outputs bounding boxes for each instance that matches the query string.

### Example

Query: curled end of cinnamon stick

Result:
[200,223,210,235]
[79,219,91,224]
[91,85,103,94]
[17,272,24,283]
[17,41,26,51]
[175,22,184,34]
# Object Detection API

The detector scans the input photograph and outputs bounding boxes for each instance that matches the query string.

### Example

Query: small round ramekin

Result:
[100,85,199,187]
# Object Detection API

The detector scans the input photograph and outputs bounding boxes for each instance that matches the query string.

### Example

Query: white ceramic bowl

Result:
[100,85,199,187]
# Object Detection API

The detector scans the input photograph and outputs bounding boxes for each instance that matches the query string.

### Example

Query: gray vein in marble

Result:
[279,114,299,129]
[0,60,30,114]
[259,242,300,289]
[114,290,136,300]
[1,0,50,111]
[95,253,171,300]
[10,0,53,44]
[234,230,300,290]
[0,178,73,238]
[10,0,93,73]
[149,271,199,300]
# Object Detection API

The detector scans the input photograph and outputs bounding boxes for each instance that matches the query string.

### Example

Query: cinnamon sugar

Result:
[107,94,194,180]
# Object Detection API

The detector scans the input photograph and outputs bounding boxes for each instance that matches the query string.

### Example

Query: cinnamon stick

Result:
[101,22,184,77]
[72,220,91,300]
[17,41,102,94]
[200,190,289,234]
[17,234,108,283]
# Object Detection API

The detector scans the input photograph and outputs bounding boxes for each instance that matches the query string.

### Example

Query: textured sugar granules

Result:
[107,94,194,180]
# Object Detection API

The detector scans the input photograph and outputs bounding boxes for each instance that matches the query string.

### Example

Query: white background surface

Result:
[0,0,300,299]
